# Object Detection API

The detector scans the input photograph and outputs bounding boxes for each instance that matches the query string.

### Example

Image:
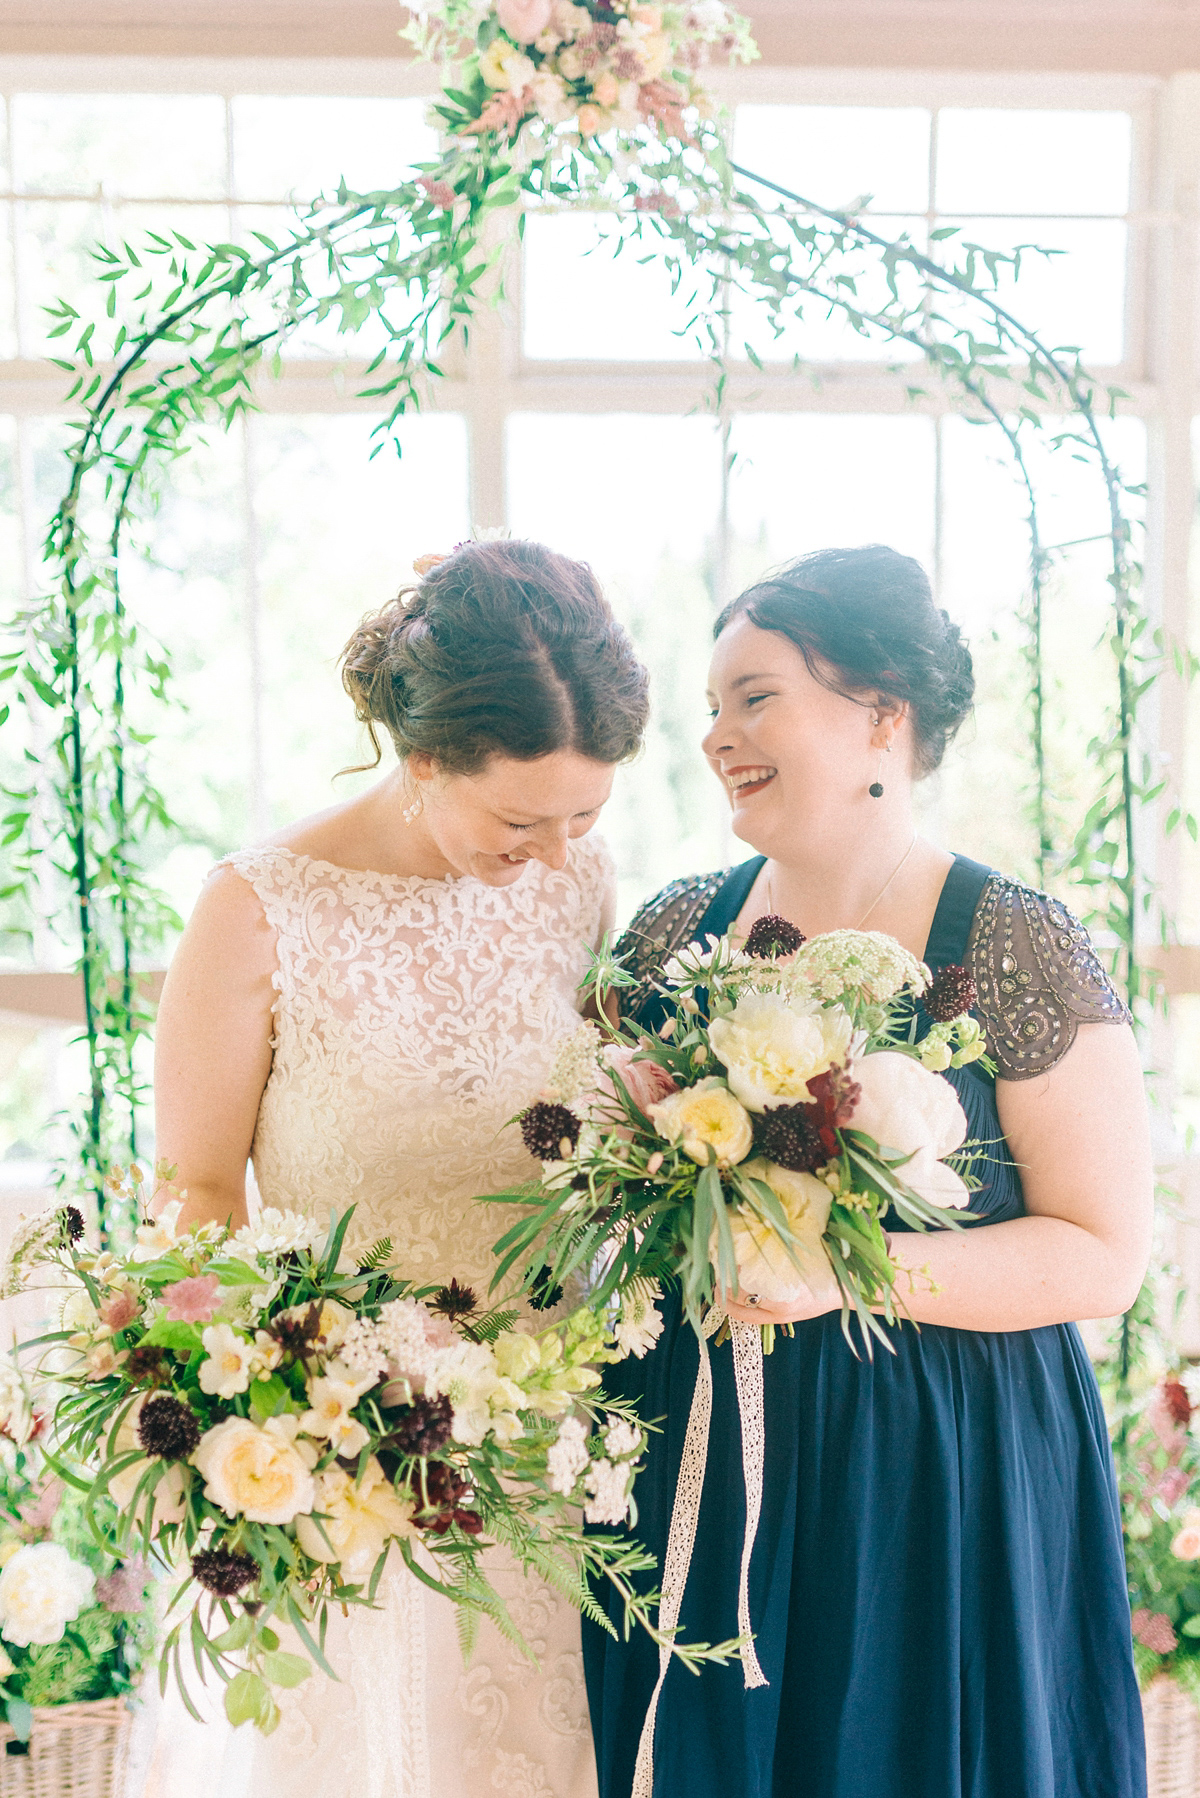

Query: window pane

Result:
[231,98,437,203]
[508,413,724,913]
[522,214,707,360]
[936,109,1131,215]
[727,218,927,364]
[0,208,15,360]
[728,414,937,570]
[932,218,1126,365]
[11,94,227,199]
[733,106,931,215]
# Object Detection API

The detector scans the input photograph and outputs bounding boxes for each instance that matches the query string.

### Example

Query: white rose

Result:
[197,1322,258,1399]
[0,1543,95,1647]
[295,1458,414,1580]
[709,992,853,1113]
[722,1159,839,1306]
[851,1051,970,1209]
[647,1077,753,1167]
[192,1415,316,1525]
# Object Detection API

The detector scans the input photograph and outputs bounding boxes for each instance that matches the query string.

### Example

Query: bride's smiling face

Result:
[410,748,615,886]
[702,615,903,853]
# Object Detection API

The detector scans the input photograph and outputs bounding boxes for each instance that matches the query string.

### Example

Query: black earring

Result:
[869,746,885,799]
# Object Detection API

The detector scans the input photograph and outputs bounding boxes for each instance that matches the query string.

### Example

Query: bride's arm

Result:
[725,1020,1154,1332]
[152,868,278,1234]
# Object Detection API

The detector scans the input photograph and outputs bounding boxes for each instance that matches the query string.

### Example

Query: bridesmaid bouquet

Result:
[404,0,757,149]
[493,916,991,1353]
[2,1173,732,1735]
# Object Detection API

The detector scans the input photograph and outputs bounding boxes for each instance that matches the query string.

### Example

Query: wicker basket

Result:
[0,1698,130,1798]
[1144,1675,1200,1798]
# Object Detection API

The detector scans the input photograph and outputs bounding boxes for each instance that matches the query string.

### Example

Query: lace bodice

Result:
[222,835,613,1288]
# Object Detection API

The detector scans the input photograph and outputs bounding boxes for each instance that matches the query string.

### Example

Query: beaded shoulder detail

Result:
[966,873,1132,1080]
[615,869,730,1025]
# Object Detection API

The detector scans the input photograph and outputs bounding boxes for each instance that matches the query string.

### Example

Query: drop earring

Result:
[402,786,424,825]
[869,745,888,800]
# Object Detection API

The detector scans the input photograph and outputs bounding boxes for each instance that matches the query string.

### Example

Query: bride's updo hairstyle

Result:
[714,543,974,776]
[342,538,649,774]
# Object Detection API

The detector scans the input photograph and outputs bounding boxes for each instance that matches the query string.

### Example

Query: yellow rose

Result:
[192,1415,316,1526]
[709,992,852,1112]
[648,1077,754,1168]
[295,1458,413,1579]
[721,1159,839,1306]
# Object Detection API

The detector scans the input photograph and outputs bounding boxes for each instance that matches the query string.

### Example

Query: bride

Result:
[129,538,649,1798]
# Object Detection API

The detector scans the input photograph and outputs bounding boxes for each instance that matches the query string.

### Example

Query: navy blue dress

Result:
[584,853,1145,1798]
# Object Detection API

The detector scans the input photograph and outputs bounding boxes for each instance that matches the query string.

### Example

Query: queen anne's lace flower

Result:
[780,929,930,1007]
[603,1416,642,1460]
[545,1022,603,1104]
[583,1457,632,1525]
[546,1415,590,1495]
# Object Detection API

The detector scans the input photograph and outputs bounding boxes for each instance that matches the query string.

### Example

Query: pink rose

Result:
[161,1273,221,1324]
[496,0,554,42]
[604,1045,679,1117]
[1132,1609,1178,1654]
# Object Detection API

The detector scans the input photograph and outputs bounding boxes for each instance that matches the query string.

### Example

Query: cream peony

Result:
[496,0,555,42]
[721,1159,839,1307]
[647,1077,753,1167]
[851,1052,970,1209]
[294,1458,414,1580]
[109,1395,189,1526]
[192,1415,316,1525]
[709,992,853,1113]
[0,1543,95,1647]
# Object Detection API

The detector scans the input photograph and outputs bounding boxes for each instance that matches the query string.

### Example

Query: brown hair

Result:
[715,544,975,776]
[341,539,649,774]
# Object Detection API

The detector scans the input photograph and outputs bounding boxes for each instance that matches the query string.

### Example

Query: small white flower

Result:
[546,1415,590,1495]
[426,1341,501,1447]
[615,1279,664,1360]
[301,1370,372,1459]
[583,1457,631,1526]
[130,1200,183,1262]
[603,1416,642,1460]
[228,1207,322,1260]
[197,1323,258,1399]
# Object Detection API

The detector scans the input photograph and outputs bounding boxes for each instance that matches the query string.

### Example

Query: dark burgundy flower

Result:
[191,1548,259,1597]
[59,1206,85,1244]
[520,1101,581,1161]
[124,1344,170,1386]
[136,1393,201,1461]
[414,1462,482,1536]
[926,964,978,1022]
[383,1394,453,1459]
[429,1279,478,1322]
[743,915,807,959]
[752,1104,826,1174]
[1162,1379,1193,1427]
[267,1299,323,1355]
[529,1265,564,1312]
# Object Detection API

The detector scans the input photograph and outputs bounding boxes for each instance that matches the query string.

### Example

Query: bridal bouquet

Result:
[404,0,757,149]
[493,916,990,1353]
[5,1172,730,1735]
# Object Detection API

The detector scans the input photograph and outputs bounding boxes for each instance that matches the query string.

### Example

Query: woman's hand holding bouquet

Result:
[494,915,991,1353]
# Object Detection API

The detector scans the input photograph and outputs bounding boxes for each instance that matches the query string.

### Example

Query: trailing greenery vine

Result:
[0,39,1186,1234]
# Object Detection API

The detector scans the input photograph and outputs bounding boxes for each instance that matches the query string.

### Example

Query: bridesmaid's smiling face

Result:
[407,747,615,885]
[702,615,909,854]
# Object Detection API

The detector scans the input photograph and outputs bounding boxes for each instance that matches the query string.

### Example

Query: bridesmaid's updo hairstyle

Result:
[714,543,974,776]
[342,539,649,774]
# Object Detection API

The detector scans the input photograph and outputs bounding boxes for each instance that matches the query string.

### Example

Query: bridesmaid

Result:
[584,545,1152,1798]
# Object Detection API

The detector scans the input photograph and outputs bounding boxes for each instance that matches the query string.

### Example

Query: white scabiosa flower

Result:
[426,1341,502,1447]
[228,1207,322,1260]
[0,1543,95,1647]
[614,1279,664,1360]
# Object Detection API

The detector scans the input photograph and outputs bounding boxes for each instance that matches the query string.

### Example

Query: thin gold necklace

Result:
[767,833,919,933]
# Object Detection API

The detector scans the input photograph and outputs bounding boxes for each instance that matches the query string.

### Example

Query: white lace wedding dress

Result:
[125,836,612,1798]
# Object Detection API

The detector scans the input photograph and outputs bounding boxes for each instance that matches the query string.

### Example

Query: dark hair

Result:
[714,544,974,776]
[342,539,649,774]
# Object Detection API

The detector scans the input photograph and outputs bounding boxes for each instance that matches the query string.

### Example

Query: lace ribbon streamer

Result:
[631,1310,768,1798]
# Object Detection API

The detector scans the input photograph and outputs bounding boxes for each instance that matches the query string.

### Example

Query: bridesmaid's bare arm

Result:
[152,868,277,1233]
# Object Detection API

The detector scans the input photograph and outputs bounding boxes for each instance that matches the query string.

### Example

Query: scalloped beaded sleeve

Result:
[615,869,730,1025]
[966,874,1132,1080]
